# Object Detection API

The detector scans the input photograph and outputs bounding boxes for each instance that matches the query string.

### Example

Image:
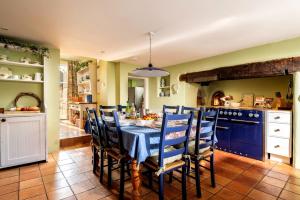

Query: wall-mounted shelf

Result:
[0,60,44,68]
[0,78,44,83]
[158,75,171,97]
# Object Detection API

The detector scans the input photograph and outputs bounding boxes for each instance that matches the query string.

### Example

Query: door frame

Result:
[128,76,149,109]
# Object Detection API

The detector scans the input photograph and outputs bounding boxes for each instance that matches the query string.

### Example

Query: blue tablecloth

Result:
[121,126,161,163]
[96,118,215,163]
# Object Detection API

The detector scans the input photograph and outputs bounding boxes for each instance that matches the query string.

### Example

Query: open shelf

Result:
[0,60,44,68]
[0,78,44,83]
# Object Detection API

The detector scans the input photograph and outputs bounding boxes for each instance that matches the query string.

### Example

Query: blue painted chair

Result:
[162,105,180,114]
[143,112,194,200]
[86,108,107,183]
[99,106,130,200]
[117,105,127,113]
[184,107,219,198]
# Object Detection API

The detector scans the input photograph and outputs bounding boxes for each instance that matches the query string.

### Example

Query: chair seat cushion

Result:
[106,147,130,161]
[144,146,185,172]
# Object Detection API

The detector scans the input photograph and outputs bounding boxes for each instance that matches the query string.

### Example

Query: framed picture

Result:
[241,94,254,107]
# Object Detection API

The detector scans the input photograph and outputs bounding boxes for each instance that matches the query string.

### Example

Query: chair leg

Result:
[159,174,164,200]
[182,166,187,200]
[210,154,216,188]
[107,155,113,187]
[126,162,131,177]
[195,160,202,198]
[119,160,125,200]
[187,160,191,175]
[148,171,153,188]
[168,172,173,183]
[99,149,104,183]
[92,146,98,173]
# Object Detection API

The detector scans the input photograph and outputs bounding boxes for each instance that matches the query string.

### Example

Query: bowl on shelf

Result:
[20,57,31,64]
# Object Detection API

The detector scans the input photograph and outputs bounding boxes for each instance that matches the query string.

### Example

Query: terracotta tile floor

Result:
[1,146,300,200]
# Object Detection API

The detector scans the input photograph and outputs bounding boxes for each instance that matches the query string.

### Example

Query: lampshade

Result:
[131,64,169,77]
[131,32,169,77]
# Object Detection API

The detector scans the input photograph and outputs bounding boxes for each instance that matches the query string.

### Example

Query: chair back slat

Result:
[162,105,180,114]
[158,112,193,168]
[181,106,200,114]
[163,148,185,159]
[164,136,187,146]
[201,121,215,127]
[165,125,189,134]
[199,131,214,139]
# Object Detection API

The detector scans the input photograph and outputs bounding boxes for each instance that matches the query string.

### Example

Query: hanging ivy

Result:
[74,60,93,72]
[0,35,50,58]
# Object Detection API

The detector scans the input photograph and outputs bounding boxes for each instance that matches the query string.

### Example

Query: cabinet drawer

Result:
[267,137,290,157]
[267,123,291,138]
[267,112,291,124]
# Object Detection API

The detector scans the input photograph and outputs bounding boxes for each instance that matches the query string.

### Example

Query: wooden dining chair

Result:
[189,107,219,198]
[162,105,180,114]
[100,106,130,200]
[117,105,127,113]
[86,108,107,183]
[143,112,194,200]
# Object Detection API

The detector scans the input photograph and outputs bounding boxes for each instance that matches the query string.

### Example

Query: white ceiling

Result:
[1,0,300,67]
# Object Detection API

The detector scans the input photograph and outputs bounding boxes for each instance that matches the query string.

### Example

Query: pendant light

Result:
[131,32,169,77]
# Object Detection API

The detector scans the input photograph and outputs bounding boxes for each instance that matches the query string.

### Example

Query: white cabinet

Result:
[265,110,292,161]
[0,114,47,168]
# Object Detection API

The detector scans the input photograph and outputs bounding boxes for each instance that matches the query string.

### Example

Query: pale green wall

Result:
[115,62,137,105]
[97,60,116,106]
[205,76,292,106]
[293,72,300,168]
[44,48,60,152]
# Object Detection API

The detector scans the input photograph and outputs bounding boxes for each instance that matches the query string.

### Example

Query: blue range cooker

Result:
[212,108,264,160]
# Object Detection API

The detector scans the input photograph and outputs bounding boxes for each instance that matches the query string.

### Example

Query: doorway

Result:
[128,76,149,111]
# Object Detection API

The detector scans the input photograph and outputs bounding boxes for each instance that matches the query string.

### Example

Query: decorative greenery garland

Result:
[0,35,50,58]
[75,60,93,72]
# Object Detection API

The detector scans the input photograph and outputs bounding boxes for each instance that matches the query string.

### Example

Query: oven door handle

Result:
[206,116,229,121]
[217,126,230,130]
[231,119,260,124]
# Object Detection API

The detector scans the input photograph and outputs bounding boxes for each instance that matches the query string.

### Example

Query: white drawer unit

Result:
[267,111,291,124]
[267,137,290,157]
[267,123,291,139]
[265,110,292,161]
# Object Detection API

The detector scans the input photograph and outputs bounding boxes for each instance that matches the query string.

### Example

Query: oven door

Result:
[230,119,263,160]
[215,119,231,152]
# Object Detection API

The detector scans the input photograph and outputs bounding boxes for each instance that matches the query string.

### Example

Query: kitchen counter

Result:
[0,112,46,118]
[206,106,291,112]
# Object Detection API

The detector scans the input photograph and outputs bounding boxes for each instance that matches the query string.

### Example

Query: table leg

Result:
[131,159,141,200]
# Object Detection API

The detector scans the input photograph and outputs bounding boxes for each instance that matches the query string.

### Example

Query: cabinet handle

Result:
[274,129,280,132]
[274,145,280,148]
[1,118,6,122]
[274,116,280,120]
